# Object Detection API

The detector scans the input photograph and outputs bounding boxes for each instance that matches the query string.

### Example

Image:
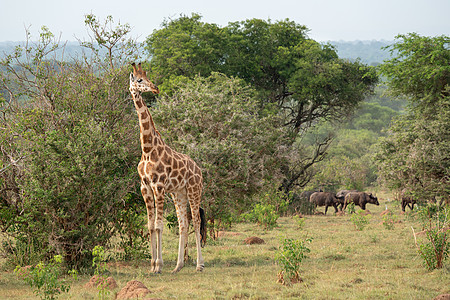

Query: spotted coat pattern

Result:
[129,63,204,273]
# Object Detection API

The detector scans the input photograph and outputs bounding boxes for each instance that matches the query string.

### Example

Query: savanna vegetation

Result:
[0,13,448,299]
[1,202,449,299]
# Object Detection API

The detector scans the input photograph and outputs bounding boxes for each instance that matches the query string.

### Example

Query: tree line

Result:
[0,14,448,269]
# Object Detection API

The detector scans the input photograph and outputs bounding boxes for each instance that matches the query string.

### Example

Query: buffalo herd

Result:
[303,187,447,215]
[306,189,380,215]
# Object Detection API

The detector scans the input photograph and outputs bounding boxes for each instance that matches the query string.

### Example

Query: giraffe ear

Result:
[129,72,135,82]
[131,62,137,73]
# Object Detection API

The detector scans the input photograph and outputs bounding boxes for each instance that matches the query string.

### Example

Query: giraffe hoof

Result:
[172,265,183,273]
[150,261,157,273]
[196,265,205,272]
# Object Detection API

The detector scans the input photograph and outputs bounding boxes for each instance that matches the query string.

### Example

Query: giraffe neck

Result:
[130,90,163,154]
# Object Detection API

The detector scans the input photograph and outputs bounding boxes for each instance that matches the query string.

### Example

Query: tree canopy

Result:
[145,14,378,134]
[379,33,449,105]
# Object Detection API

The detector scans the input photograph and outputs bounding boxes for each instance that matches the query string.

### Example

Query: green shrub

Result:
[275,237,312,285]
[92,246,110,300]
[350,210,369,231]
[382,211,397,230]
[116,196,151,262]
[15,255,77,300]
[242,203,279,230]
[413,204,449,270]
[0,18,143,270]
[2,235,45,269]
[293,215,305,230]
[347,202,356,214]
[259,186,290,216]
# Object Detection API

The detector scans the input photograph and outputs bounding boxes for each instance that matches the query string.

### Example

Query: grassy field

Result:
[0,196,449,299]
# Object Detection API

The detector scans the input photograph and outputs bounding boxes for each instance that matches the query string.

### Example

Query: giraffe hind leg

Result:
[188,194,205,272]
[152,186,165,273]
[172,192,188,273]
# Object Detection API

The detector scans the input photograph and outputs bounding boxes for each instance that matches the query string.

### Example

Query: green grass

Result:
[1,197,449,299]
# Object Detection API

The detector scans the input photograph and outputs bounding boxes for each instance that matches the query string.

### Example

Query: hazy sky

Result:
[0,0,449,42]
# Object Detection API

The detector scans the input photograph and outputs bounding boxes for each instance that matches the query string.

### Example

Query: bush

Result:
[413,204,449,270]
[293,215,305,230]
[382,211,397,230]
[92,246,110,300]
[275,237,312,285]
[153,73,286,236]
[350,210,369,231]
[0,16,144,270]
[347,202,356,214]
[287,193,315,215]
[115,194,151,262]
[15,255,77,300]
[242,203,279,230]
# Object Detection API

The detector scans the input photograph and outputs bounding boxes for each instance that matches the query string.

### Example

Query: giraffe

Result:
[129,62,205,273]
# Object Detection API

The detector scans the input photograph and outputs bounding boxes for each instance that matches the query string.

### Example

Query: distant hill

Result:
[0,41,101,60]
[328,40,394,65]
[1,40,393,65]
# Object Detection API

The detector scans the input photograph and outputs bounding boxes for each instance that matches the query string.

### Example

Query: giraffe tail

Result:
[199,207,207,247]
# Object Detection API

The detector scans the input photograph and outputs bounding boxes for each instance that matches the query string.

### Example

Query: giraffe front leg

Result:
[141,184,157,273]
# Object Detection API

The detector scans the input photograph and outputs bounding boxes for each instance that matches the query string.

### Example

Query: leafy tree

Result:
[346,102,398,134]
[379,33,449,105]
[145,14,378,194]
[146,15,377,131]
[376,34,450,202]
[0,17,145,268]
[376,92,450,201]
[145,14,226,86]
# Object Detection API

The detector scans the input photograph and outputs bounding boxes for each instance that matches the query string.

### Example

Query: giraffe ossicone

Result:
[129,62,206,273]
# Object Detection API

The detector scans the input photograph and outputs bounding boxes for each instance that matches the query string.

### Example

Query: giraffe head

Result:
[129,62,160,94]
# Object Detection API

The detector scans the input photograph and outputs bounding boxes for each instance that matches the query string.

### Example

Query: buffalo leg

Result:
[333,203,338,213]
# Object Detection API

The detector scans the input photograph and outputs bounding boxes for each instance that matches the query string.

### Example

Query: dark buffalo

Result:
[309,192,339,215]
[401,189,416,212]
[336,190,358,210]
[344,192,379,211]
[300,189,323,202]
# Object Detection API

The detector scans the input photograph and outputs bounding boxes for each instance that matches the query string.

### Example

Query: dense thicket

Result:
[0,18,147,268]
[375,33,450,202]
